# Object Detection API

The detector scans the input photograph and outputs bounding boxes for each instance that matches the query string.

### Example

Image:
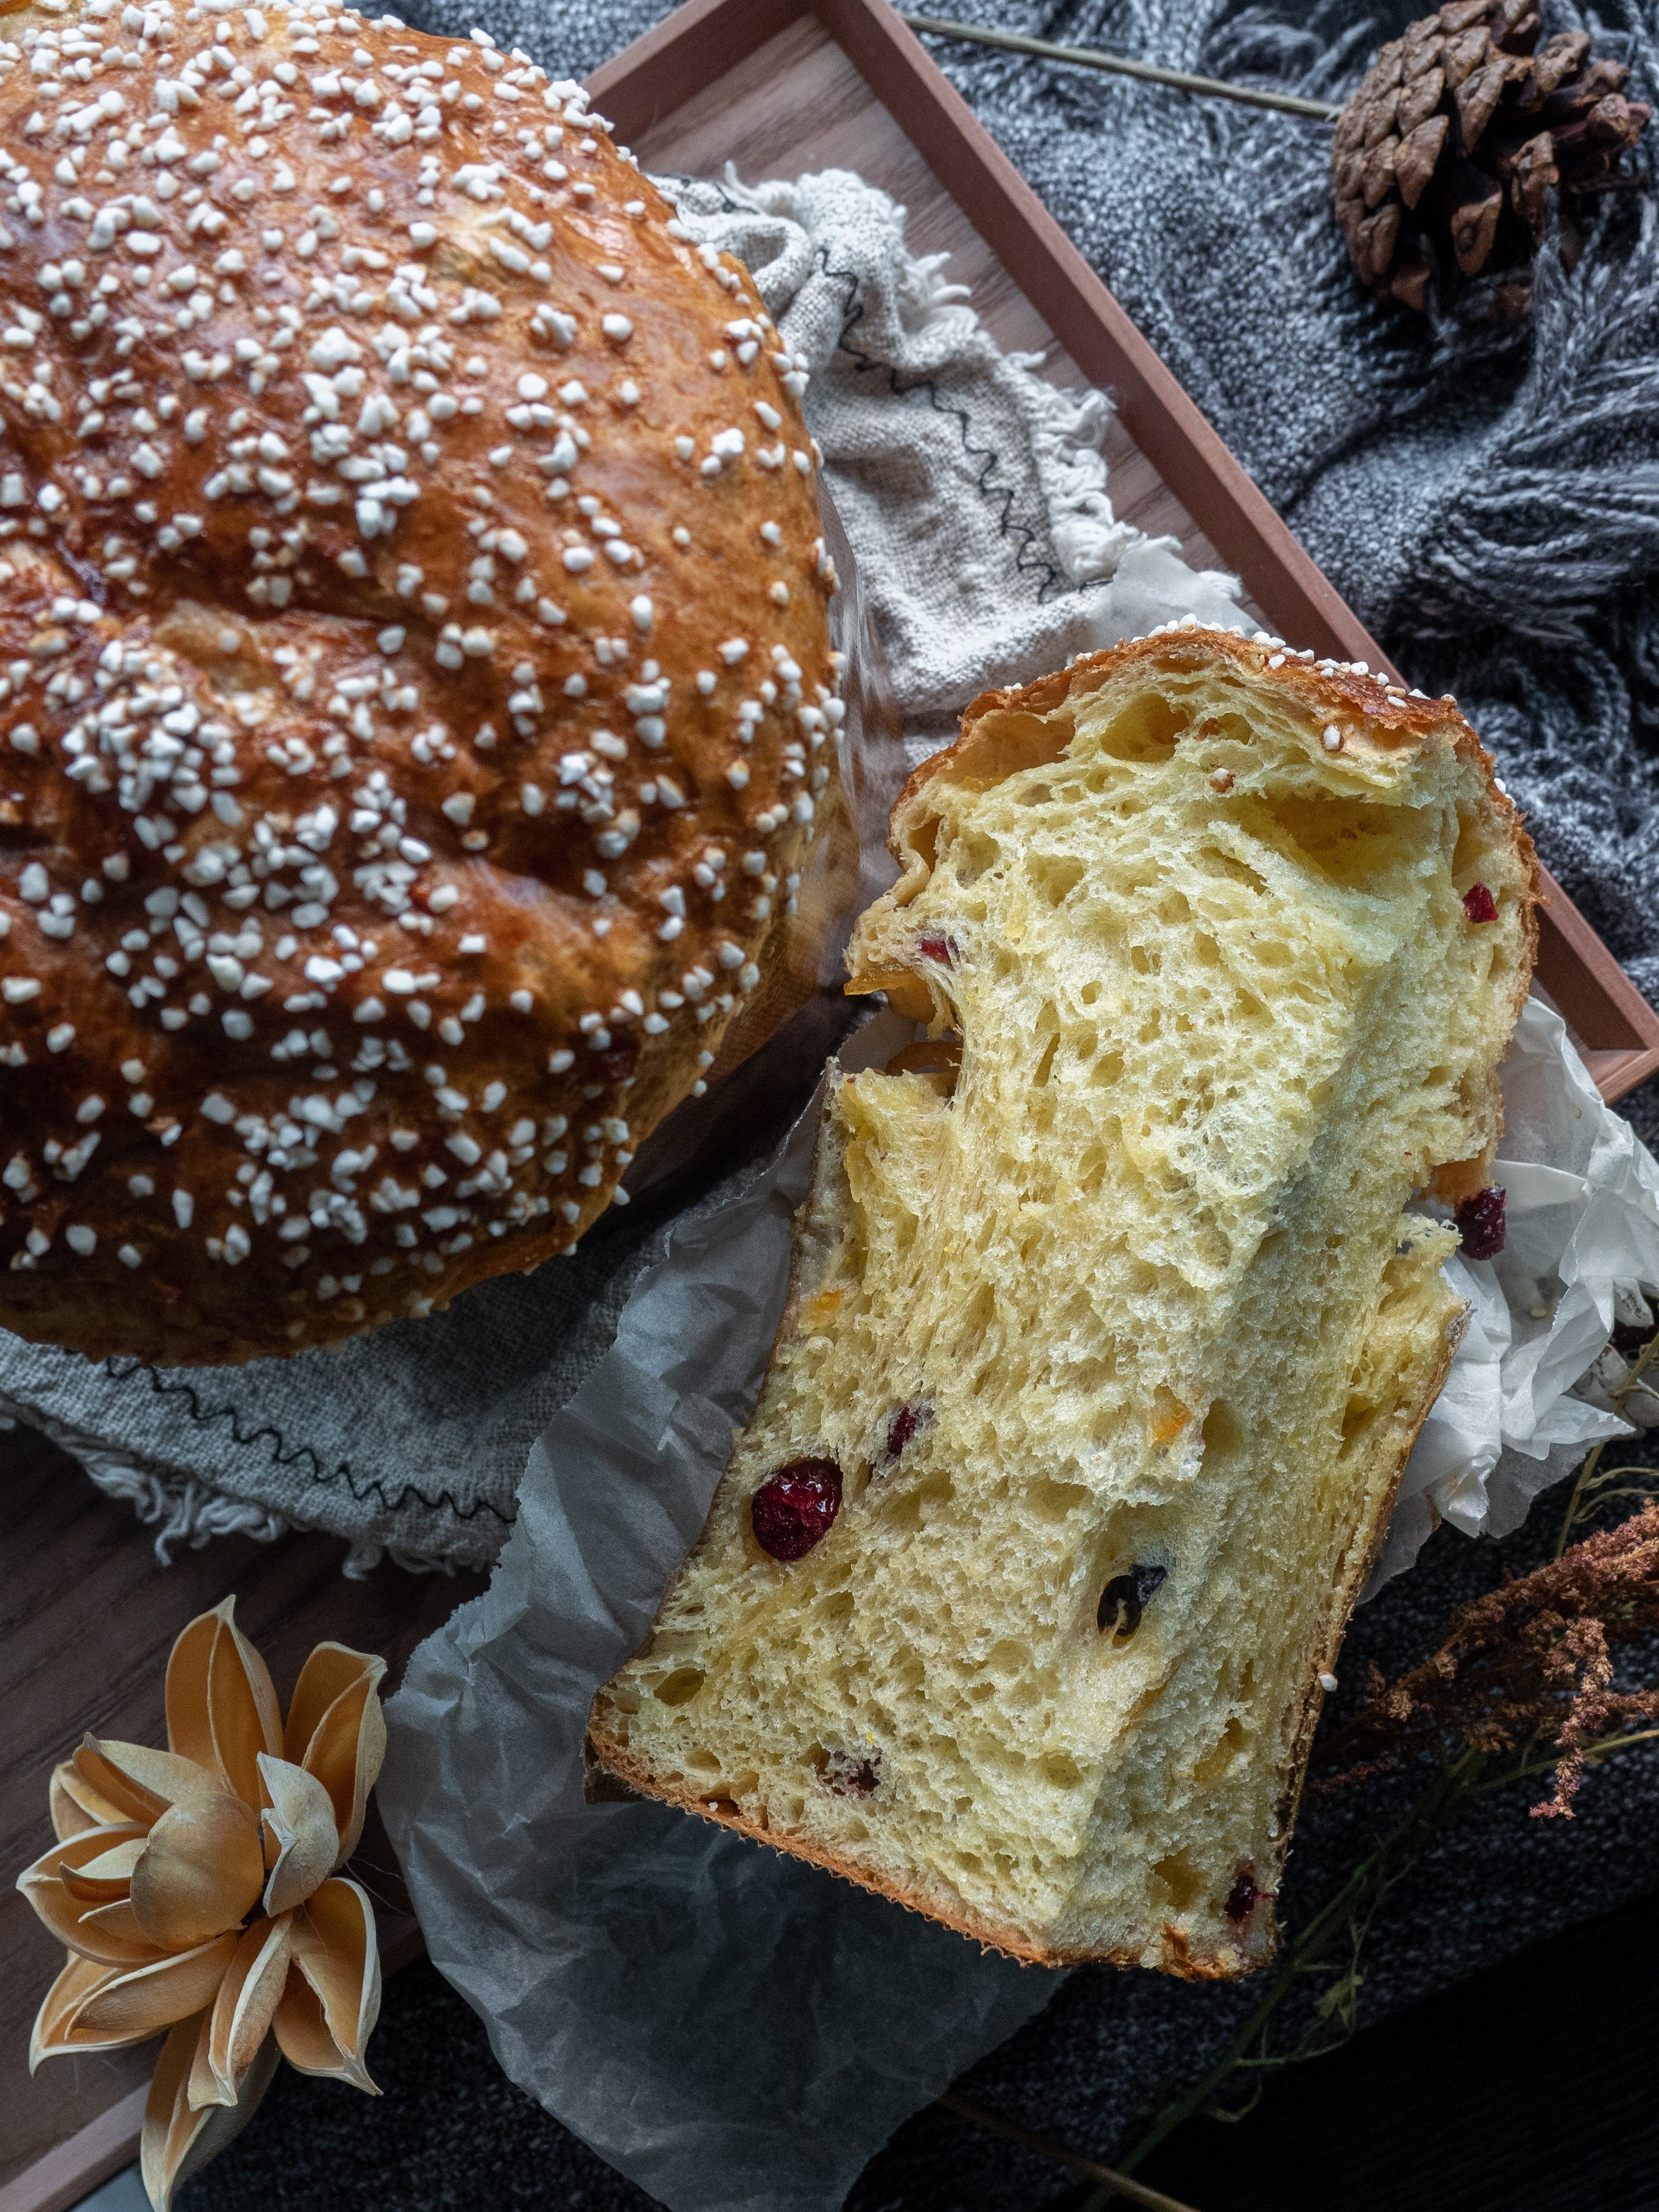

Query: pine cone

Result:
[1332,0,1652,315]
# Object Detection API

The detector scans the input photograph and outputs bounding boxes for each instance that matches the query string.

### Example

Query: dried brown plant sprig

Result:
[1310,1501,1659,1816]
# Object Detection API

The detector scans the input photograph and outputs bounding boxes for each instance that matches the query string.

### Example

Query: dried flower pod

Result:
[1332,0,1652,312]
[17,1598,387,2211]
[1310,1499,1659,1819]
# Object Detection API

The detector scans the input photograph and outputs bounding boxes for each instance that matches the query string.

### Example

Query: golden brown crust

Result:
[0,1,840,1364]
[586,1722,1252,1974]
[853,626,1540,1187]
[871,620,1539,919]
[1269,1278,1468,1863]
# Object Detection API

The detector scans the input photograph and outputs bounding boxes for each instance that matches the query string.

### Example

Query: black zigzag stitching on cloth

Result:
[101,1356,516,1526]
[823,246,1075,604]
[663,173,1075,600]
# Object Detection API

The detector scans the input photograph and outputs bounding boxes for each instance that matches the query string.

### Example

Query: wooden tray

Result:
[6,4,1658,2207]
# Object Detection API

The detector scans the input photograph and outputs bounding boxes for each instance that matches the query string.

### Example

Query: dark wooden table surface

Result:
[0,1421,481,2197]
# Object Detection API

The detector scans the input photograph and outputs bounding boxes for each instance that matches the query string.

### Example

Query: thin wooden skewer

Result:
[901,12,1344,121]
[936,2090,1205,2212]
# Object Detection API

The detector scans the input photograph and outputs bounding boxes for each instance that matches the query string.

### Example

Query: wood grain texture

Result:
[0,1420,481,2199]
[0,2090,146,2212]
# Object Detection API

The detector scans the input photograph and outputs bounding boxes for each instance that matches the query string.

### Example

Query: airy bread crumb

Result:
[591,629,1538,1974]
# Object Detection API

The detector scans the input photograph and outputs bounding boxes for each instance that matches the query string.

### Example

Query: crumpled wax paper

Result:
[380,988,1659,2212]
[1370,993,1659,1587]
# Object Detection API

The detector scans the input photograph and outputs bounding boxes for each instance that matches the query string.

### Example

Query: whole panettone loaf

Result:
[590,628,1538,1974]
[0,0,840,1363]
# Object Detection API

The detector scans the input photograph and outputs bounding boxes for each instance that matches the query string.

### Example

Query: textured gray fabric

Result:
[0,1164,729,1571]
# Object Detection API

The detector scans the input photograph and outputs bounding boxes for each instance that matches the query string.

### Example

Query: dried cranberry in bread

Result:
[0,0,841,1363]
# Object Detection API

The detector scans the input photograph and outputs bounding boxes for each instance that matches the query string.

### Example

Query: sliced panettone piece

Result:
[590,628,1538,1974]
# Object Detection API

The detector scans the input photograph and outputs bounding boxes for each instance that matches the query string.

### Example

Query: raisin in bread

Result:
[589,628,1538,1974]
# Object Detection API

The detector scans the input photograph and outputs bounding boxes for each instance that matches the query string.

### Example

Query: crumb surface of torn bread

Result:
[592,627,1539,1975]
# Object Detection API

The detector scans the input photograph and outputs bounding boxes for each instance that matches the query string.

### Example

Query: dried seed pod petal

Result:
[50,1760,132,1842]
[282,1644,388,1866]
[17,1824,160,1966]
[129,1791,266,1951]
[29,1954,137,2071]
[165,1598,284,1811]
[272,1969,351,2082]
[284,1877,382,2094]
[1373,39,1407,89]
[78,1897,168,1959]
[73,1737,217,1828]
[205,1916,294,2106]
[258,1754,340,1916]
[153,2012,217,2199]
[49,1932,240,2048]
[59,1835,148,1901]
[143,2009,279,2212]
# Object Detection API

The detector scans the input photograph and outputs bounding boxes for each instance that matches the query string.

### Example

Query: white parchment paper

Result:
[1370,995,1659,1588]
[380,989,1659,2212]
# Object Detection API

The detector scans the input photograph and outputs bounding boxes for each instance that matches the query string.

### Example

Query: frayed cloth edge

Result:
[0,1394,458,1579]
